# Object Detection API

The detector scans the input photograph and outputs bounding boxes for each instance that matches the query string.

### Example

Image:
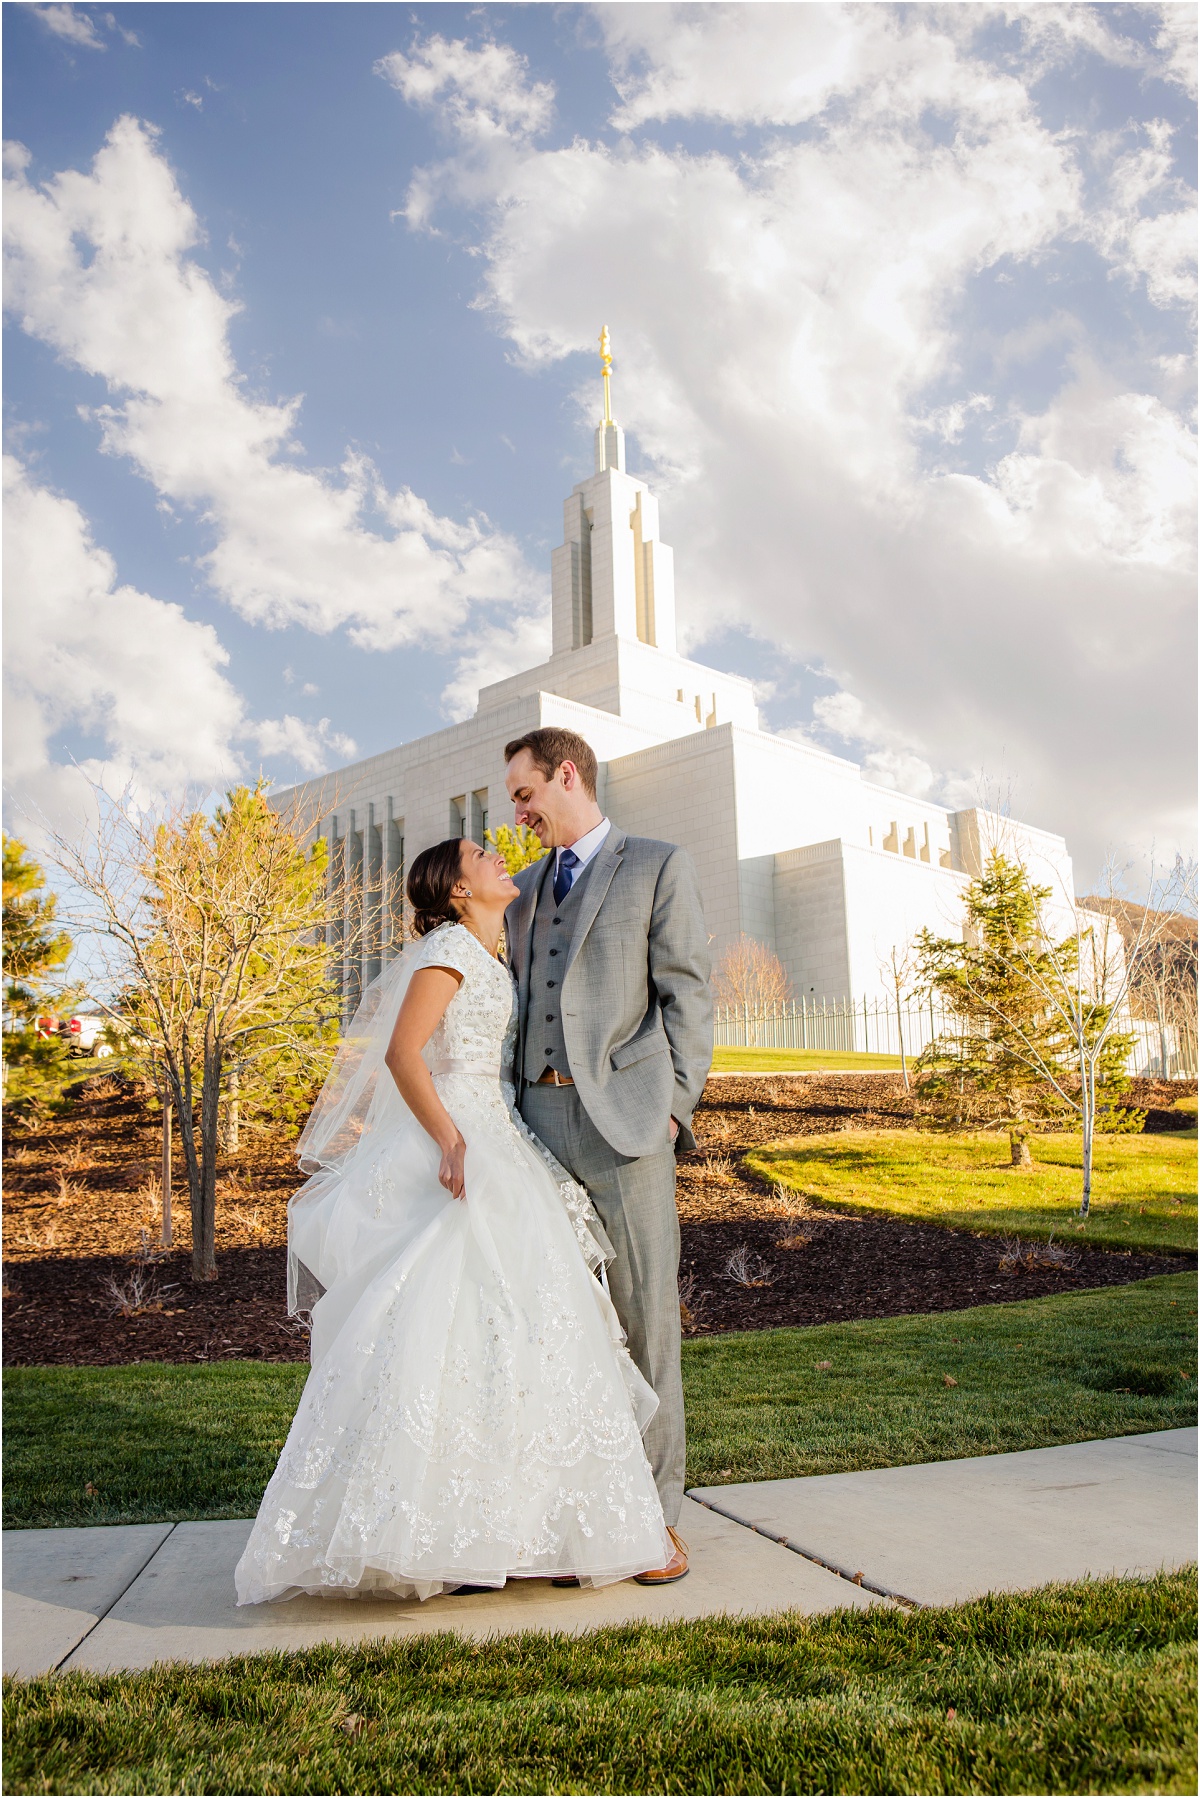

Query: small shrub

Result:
[52,1170,89,1207]
[997,1233,1077,1274]
[8,1218,59,1253]
[102,1267,178,1318]
[53,1140,92,1173]
[703,1152,736,1185]
[699,1113,735,1146]
[724,1243,775,1288]
[767,1181,815,1219]
[678,1271,708,1335]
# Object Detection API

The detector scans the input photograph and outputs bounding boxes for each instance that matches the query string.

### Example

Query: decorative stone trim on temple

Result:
[272,329,1085,1021]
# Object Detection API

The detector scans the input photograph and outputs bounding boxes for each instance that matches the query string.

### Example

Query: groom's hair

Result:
[504,728,598,799]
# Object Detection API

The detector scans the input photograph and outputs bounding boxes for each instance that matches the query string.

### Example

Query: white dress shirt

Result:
[555,817,611,892]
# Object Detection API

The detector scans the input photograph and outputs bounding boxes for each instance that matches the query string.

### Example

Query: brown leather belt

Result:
[533,1069,575,1086]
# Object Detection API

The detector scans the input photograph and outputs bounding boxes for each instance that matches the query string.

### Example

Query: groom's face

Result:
[505,749,571,848]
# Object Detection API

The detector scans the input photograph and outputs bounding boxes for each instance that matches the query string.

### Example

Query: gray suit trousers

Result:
[519,1082,684,1528]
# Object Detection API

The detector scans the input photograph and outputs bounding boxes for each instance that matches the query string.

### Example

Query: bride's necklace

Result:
[460,919,503,961]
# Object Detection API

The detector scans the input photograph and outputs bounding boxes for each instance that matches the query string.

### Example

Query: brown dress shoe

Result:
[633,1525,689,1585]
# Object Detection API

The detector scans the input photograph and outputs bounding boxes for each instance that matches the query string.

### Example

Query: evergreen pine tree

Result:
[2,835,75,1113]
[915,851,1133,1167]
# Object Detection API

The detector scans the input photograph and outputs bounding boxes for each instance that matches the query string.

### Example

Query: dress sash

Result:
[428,1056,512,1081]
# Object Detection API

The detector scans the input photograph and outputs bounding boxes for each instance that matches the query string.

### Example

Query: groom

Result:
[504,726,712,1583]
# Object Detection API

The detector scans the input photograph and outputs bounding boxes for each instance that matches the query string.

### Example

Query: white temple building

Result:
[274,339,1081,1026]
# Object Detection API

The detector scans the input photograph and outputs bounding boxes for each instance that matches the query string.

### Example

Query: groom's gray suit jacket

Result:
[507,829,712,1155]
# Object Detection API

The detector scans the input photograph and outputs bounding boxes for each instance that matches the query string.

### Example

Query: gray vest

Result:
[523,854,597,1082]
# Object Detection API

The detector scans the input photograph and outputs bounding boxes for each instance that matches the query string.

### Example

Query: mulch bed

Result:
[3,1073,1194,1365]
[2,1248,310,1367]
[678,1215,1189,1338]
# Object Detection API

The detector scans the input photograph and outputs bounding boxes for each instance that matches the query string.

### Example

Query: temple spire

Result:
[594,324,625,473]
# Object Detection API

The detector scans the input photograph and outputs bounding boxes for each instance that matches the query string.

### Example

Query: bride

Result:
[235,836,672,1604]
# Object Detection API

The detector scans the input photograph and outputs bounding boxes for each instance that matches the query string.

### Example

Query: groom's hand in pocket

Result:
[669,1117,680,1144]
[439,1133,468,1200]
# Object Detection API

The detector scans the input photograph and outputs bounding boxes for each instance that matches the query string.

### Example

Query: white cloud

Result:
[375,35,554,142]
[105,11,141,50]
[1154,3,1198,97]
[378,35,555,231]
[1000,2,1153,77]
[964,4,1196,95]
[248,715,358,777]
[1084,122,1196,310]
[2,117,544,705]
[384,9,1195,870]
[2,456,364,821]
[29,4,103,50]
[438,611,552,723]
[914,393,994,445]
[2,454,244,817]
[598,1,878,129]
[801,690,952,804]
[989,368,1196,565]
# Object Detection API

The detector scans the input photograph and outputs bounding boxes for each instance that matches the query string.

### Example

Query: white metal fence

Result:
[1127,1019,1198,1079]
[713,996,952,1059]
[713,997,1198,1076]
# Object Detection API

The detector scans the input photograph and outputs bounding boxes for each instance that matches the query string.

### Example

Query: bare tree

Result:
[878,940,921,1092]
[1027,856,1196,1212]
[1079,880,1198,1077]
[713,933,793,1034]
[48,783,348,1281]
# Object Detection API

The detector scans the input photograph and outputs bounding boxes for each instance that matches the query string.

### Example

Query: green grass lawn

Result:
[748,1128,1198,1255]
[685,1272,1196,1485]
[4,1570,1194,1795]
[712,1045,902,1072]
[5,1275,1195,1528]
[3,1360,309,1532]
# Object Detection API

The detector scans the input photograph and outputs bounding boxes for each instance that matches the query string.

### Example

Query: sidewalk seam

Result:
[53,1523,179,1672]
[685,1491,922,1608]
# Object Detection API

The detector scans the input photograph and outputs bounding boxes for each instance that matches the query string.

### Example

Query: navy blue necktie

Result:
[553,848,579,907]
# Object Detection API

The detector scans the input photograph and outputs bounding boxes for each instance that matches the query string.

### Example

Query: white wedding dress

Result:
[235,921,671,1604]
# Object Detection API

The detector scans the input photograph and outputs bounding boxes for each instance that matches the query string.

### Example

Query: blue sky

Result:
[4,2,1196,879]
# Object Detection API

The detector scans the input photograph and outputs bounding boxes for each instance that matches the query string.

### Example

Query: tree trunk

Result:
[170,1054,205,1268]
[1008,1087,1031,1168]
[1079,1059,1094,1219]
[160,1094,173,1248]
[1156,993,1169,1078]
[191,1030,222,1282]
[895,992,909,1092]
[219,1065,240,1154]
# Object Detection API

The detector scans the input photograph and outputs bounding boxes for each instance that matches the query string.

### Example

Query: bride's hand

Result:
[438,1133,467,1200]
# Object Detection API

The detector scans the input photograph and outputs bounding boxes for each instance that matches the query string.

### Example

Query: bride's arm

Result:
[383,967,468,1199]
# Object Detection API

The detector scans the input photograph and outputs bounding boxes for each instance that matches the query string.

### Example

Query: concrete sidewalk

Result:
[691,1426,1197,1608]
[4,1429,1194,1679]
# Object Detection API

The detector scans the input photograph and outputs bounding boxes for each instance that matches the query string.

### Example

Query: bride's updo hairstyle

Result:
[406,838,469,938]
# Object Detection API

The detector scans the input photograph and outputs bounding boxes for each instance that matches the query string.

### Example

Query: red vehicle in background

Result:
[30,1013,116,1056]
[61,1014,114,1057]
